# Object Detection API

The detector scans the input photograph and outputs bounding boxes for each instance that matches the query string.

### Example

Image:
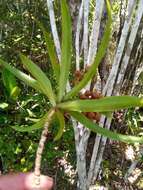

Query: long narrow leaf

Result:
[58,96,143,112]
[70,111,143,144]
[0,59,41,91]
[2,68,21,100]
[54,110,65,141]
[20,54,56,106]
[58,0,72,101]
[64,0,112,100]
[36,20,60,81]
[11,113,49,132]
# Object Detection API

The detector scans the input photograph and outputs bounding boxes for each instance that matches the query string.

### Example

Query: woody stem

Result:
[34,108,55,188]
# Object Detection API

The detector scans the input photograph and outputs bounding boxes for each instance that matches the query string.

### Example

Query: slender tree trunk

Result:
[47,0,61,62]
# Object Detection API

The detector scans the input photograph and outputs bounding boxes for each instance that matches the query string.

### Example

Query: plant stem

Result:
[34,109,55,188]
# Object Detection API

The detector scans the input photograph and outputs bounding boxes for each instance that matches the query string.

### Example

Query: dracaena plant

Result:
[0,0,143,188]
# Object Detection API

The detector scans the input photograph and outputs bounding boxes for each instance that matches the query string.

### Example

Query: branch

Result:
[34,109,55,187]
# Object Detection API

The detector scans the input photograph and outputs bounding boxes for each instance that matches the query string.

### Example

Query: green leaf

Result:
[70,111,143,144]
[2,68,21,100]
[36,20,60,81]
[0,103,8,109]
[11,112,49,132]
[58,0,72,101]
[64,0,112,100]
[54,110,65,141]
[0,59,41,91]
[20,54,56,106]
[10,86,21,100]
[58,96,143,112]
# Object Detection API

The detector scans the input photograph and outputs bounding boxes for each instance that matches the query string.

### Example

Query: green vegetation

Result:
[0,0,142,144]
[0,0,143,189]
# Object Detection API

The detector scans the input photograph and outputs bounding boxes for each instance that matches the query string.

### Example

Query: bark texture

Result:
[34,109,55,188]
